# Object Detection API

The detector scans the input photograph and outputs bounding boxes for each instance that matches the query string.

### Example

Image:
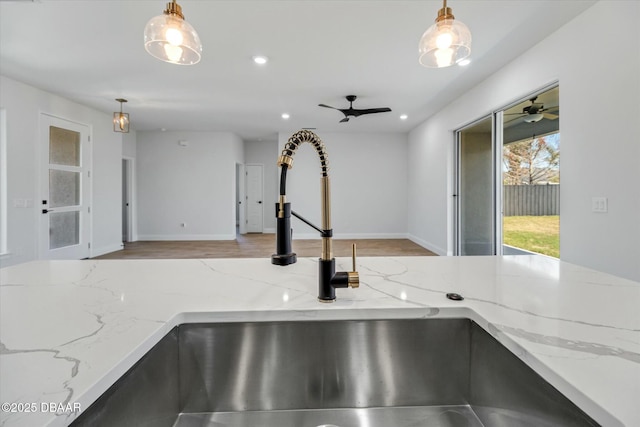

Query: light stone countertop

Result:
[0,255,639,426]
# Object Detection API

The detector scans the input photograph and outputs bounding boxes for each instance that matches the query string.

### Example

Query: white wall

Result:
[278,131,408,240]
[244,140,279,232]
[408,0,640,281]
[136,131,244,240]
[0,75,123,266]
[122,131,137,159]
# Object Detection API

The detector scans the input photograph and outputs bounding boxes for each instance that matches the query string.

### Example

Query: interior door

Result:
[40,114,91,259]
[236,163,246,235]
[245,164,263,233]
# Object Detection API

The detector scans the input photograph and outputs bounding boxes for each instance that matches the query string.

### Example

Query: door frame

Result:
[39,113,92,259]
[493,110,504,254]
[236,163,247,235]
[122,156,136,242]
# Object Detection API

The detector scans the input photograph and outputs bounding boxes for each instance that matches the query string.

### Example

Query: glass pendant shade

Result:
[113,112,130,133]
[113,99,130,133]
[418,3,471,68]
[144,2,202,65]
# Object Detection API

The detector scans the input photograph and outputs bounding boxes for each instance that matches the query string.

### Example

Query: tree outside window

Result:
[503,133,560,185]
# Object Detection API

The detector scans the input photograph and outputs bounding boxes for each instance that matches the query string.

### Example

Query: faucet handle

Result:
[348,243,359,288]
[351,243,357,272]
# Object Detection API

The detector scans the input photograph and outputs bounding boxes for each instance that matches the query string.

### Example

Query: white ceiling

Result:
[0,0,596,141]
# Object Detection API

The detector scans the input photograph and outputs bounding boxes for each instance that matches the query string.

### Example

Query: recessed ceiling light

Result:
[281,113,290,119]
[458,59,471,66]
[253,55,268,65]
[400,114,408,120]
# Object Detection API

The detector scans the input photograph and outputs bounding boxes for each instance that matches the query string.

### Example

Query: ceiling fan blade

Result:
[504,112,526,116]
[543,112,559,120]
[504,116,525,128]
[320,96,391,122]
[352,107,392,117]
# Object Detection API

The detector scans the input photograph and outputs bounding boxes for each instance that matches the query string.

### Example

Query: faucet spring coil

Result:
[280,130,329,176]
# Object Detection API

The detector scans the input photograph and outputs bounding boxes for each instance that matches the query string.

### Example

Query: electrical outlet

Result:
[592,197,608,213]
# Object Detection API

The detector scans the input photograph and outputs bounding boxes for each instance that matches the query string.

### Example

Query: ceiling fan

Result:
[318,95,392,123]
[505,96,559,123]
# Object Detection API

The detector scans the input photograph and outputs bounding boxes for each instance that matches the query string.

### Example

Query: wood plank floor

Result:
[94,234,436,259]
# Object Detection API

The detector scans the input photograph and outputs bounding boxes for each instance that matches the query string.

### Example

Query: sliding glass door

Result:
[454,84,560,257]
[454,116,497,255]
[502,86,560,257]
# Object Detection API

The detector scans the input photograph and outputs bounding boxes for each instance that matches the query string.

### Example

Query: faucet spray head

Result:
[278,155,294,169]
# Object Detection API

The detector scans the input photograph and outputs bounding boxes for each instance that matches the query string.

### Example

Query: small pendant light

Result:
[113,99,130,133]
[418,0,471,68]
[144,0,202,65]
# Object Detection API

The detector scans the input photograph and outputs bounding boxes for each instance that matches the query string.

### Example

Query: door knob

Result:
[258,201,262,204]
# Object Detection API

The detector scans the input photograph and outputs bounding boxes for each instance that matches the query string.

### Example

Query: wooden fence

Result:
[503,185,559,216]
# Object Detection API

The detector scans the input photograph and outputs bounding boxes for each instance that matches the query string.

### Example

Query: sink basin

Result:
[71,318,599,427]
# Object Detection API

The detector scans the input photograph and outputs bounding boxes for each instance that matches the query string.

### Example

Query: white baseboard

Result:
[407,234,447,256]
[291,232,409,240]
[137,234,236,241]
[263,228,276,234]
[334,233,409,240]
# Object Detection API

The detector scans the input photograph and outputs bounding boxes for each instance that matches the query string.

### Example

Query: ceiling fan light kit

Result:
[418,0,472,68]
[524,113,544,123]
[505,96,559,125]
[144,0,202,65]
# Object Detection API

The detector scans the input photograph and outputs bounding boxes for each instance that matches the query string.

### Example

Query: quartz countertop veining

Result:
[0,256,639,427]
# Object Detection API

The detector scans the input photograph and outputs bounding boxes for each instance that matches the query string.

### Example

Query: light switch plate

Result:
[592,197,608,213]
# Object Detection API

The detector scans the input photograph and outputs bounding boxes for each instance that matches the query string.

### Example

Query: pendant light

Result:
[113,99,130,133]
[418,0,471,68]
[144,0,202,65]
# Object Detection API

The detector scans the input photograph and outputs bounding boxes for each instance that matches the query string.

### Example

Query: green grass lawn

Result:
[503,215,559,258]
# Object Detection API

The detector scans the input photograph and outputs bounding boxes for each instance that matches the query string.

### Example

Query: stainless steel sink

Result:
[71,319,599,427]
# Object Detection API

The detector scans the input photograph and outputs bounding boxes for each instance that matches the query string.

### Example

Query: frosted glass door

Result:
[40,116,90,259]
